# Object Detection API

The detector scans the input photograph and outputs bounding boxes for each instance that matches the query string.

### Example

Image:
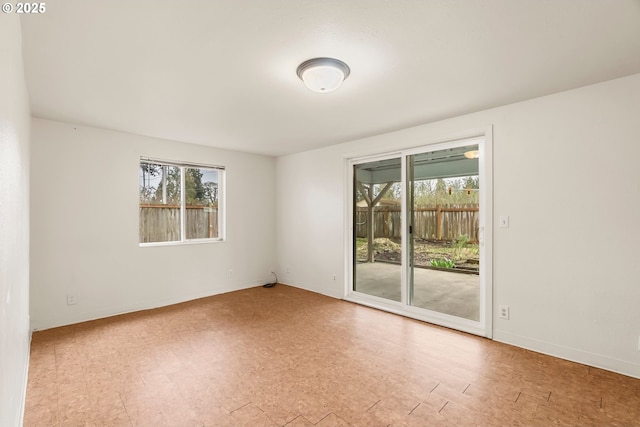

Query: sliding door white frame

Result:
[344,127,493,338]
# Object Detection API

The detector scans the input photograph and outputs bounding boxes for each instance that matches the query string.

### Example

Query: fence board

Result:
[140,206,218,242]
[356,204,479,241]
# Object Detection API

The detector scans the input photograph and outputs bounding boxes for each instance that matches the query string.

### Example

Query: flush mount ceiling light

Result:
[296,57,350,93]
[464,150,480,159]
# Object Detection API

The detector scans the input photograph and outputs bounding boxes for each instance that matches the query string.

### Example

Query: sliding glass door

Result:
[349,136,491,337]
[353,157,403,303]
[408,144,480,321]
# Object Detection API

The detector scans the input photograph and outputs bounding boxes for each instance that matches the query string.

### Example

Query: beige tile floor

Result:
[25,285,640,426]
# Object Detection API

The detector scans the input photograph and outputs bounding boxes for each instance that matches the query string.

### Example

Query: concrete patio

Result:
[354,262,480,321]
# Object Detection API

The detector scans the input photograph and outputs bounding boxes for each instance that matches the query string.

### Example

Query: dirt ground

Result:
[356,237,479,273]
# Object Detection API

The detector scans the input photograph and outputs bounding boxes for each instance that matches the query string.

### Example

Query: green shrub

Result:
[455,234,470,248]
[430,258,455,269]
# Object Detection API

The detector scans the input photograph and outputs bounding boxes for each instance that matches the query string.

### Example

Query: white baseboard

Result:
[278,278,343,300]
[31,280,263,331]
[494,329,640,380]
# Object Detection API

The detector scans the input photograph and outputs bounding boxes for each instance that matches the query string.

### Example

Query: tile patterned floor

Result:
[25,285,640,426]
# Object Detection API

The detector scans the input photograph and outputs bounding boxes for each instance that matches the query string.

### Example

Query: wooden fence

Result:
[139,205,218,242]
[355,204,479,241]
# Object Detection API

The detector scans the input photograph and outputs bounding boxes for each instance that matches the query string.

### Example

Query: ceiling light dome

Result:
[464,150,479,159]
[297,57,350,93]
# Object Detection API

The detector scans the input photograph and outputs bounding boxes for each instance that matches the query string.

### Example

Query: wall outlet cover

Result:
[499,305,510,319]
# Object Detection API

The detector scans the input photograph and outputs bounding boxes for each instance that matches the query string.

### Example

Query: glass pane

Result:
[409,144,480,320]
[185,167,219,240]
[353,158,402,302]
[139,163,181,243]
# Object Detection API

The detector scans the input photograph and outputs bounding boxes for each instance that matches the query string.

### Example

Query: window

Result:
[139,158,225,244]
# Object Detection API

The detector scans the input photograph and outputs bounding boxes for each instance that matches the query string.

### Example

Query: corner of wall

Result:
[0,12,32,427]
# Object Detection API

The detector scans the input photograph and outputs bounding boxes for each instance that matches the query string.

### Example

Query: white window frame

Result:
[139,157,226,246]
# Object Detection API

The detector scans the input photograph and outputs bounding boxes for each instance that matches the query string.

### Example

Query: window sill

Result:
[139,238,225,248]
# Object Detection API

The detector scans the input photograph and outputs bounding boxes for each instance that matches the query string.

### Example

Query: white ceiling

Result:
[21,0,640,156]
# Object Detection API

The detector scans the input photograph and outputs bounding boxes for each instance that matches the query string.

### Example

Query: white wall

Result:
[30,119,276,330]
[0,14,32,427]
[277,73,640,378]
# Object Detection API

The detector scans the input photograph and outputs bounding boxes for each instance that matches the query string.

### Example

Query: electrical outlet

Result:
[333,275,337,281]
[66,294,77,306]
[499,305,510,319]
[228,269,233,278]
[286,267,290,275]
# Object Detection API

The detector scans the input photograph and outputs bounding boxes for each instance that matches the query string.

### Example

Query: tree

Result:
[139,163,161,203]
[139,164,218,206]
[434,178,447,195]
[185,168,206,205]
[464,176,479,189]
[413,176,479,206]
[139,163,180,204]
[154,166,181,204]
[203,182,218,205]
